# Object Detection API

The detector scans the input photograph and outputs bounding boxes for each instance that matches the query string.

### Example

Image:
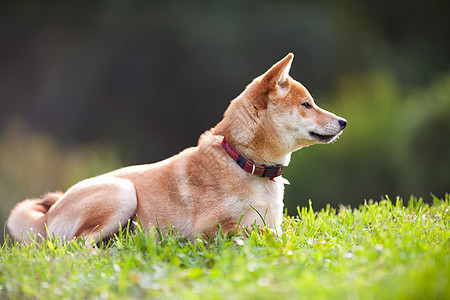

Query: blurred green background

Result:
[0,0,449,239]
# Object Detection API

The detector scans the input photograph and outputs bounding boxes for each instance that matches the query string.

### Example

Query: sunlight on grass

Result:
[1,194,449,299]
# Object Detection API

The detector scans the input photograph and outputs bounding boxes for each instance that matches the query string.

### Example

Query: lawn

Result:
[1,194,449,299]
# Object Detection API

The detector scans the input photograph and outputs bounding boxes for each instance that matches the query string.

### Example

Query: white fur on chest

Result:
[238,177,285,233]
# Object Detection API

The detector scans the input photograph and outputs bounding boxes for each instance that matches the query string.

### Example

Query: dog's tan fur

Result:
[7,54,346,243]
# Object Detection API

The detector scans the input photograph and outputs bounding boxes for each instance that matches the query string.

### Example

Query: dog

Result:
[7,53,347,244]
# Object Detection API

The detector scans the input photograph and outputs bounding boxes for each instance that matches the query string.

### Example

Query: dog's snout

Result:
[338,119,347,130]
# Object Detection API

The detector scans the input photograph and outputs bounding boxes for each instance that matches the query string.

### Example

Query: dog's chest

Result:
[237,179,285,232]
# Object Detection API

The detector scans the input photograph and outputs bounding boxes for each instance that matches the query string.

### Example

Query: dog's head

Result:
[261,53,347,150]
[214,53,347,165]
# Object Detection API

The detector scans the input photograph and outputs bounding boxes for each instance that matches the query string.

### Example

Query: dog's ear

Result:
[261,53,294,94]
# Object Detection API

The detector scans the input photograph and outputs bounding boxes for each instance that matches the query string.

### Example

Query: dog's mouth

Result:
[309,132,337,143]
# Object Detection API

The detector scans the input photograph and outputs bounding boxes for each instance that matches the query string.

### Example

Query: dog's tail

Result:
[7,192,63,243]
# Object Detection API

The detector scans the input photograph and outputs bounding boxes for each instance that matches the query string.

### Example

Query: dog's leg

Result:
[45,176,137,244]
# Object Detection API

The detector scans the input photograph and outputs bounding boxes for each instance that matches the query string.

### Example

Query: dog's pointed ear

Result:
[261,53,294,93]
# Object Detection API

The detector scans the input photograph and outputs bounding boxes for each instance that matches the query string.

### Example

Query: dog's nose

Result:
[338,119,347,129]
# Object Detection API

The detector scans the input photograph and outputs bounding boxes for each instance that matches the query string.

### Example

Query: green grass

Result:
[1,194,449,299]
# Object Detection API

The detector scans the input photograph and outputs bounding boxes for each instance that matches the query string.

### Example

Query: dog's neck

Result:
[213,85,292,166]
[221,137,284,179]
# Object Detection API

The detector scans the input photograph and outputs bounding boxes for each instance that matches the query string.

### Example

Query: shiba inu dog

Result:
[7,53,347,244]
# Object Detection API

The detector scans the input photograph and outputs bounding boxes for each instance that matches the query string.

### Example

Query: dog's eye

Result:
[302,102,312,109]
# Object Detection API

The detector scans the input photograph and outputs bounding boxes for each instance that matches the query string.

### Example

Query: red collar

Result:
[221,137,283,180]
